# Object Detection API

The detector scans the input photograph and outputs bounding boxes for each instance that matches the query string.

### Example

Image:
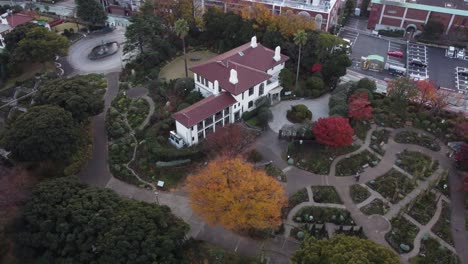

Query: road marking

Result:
[234,238,241,252]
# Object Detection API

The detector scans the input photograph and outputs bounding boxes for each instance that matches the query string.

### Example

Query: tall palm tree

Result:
[174,19,190,77]
[293,30,308,91]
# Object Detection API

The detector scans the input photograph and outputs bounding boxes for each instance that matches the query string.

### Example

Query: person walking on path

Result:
[355,172,361,182]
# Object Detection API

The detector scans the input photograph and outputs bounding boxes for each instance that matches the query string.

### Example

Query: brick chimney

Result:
[229,69,238,85]
[250,36,257,48]
[273,46,281,61]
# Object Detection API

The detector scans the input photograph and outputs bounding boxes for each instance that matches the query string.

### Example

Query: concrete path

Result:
[268,94,330,133]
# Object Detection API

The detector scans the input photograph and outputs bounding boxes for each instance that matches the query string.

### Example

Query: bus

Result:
[388,65,406,76]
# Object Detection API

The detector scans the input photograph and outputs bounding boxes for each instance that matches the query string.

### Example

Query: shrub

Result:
[329,104,348,117]
[279,68,294,91]
[246,149,263,163]
[287,104,312,123]
[306,76,325,96]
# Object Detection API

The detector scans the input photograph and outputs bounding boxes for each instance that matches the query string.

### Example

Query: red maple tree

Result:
[312,117,354,147]
[455,143,468,171]
[203,123,256,157]
[455,123,468,141]
[348,92,373,120]
[310,63,322,73]
[416,80,438,110]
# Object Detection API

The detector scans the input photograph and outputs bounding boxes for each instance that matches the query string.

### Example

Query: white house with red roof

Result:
[170,36,289,148]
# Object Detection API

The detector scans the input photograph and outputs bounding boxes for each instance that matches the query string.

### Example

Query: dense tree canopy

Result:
[313,117,354,147]
[203,123,256,157]
[12,27,69,65]
[455,143,468,171]
[4,23,39,52]
[76,0,108,25]
[187,157,287,231]
[387,77,418,116]
[292,235,400,264]
[2,105,80,162]
[34,75,105,122]
[12,177,189,263]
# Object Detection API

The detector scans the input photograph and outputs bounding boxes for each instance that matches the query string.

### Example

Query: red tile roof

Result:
[191,61,271,95]
[172,92,236,128]
[6,13,34,28]
[191,42,289,95]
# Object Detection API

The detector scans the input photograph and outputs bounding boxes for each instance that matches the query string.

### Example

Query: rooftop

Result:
[0,23,12,34]
[172,92,237,128]
[6,13,35,28]
[191,41,288,95]
[374,0,468,13]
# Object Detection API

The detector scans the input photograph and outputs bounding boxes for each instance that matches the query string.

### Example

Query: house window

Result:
[249,87,254,96]
[387,10,396,14]
[197,121,203,130]
[248,101,253,108]
[259,83,264,95]
[197,74,201,83]
[224,108,230,115]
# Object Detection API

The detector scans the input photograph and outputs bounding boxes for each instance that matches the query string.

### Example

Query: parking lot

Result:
[406,43,428,80]
[427,47,468,92]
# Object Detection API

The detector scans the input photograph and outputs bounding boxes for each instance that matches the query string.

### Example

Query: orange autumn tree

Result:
[416,80,438,111]
[186,156,287,231]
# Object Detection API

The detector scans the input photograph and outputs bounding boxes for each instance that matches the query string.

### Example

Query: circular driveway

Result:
[68,28,126,74]
[268,94,330,133]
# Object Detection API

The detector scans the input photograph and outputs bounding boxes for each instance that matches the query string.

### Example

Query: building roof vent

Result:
[238,51,244,56]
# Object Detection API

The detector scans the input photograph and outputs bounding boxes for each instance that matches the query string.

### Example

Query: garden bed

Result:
[435,171,450,197]
[108,136,140,186]
[406,191,437,225]
[385,215,420,253]
[366,169,416,204]
[395,131,441,151]
[350,184,371,204]
[289,188,309,208]
[288,141,360,174]
[294,206,354,225]
[311,186,342,204]
[370,129,391,155]
[396,150,439,179]
[409,237,459,264]
[360,199,389,215]
[265,163,287,182]
[127,98,150,129]
[431,201,453,246]
[335,150,380,176]
[352,120,371,141]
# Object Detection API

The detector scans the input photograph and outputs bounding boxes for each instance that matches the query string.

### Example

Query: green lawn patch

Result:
[360,199,389,215]
[159,50,218,81]
[366,169,416,204]
[265,163,286,182]
[294,206,354,225]
[311,186,343,204]
[350,184,371,204]
[396,150,439,179]
[431,201,453,246]
[409,237,459,264]
[385,215,420,253]
[370,129,391,155]
[395,131,441,151]
[288,141,360,174]
[406,191,437,225]
[336,150,380,176]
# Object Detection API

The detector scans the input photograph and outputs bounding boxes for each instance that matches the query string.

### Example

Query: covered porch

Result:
[268,86,283,105]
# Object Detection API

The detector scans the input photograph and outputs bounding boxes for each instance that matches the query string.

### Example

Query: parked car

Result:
[387,50,404,58]
[409,59,427,68]
[459,70,468,77]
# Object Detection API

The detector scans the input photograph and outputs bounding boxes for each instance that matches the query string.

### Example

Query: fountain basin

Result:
[88,41,120,60]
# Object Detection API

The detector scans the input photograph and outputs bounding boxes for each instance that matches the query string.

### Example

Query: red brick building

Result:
[368,0,468,34]
[198,0,341,31]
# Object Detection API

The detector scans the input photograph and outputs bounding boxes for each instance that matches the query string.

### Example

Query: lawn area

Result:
[335,150,380,176]
[406,191,437,225]
[395,131,441,151]
[360,199,389,215]
[265,163,286,182]
[159,50,218,81]
[294,206,354,225]
[409,237,459,264]
[396,150,439,179]
[288,141,360,174]
[311,186,342,204]
[370,129,391,155]
[52,22,84,33]
[366,169,416,204]
[431,201,453,246]
[350,184,371,204]
[385,215,420,253]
